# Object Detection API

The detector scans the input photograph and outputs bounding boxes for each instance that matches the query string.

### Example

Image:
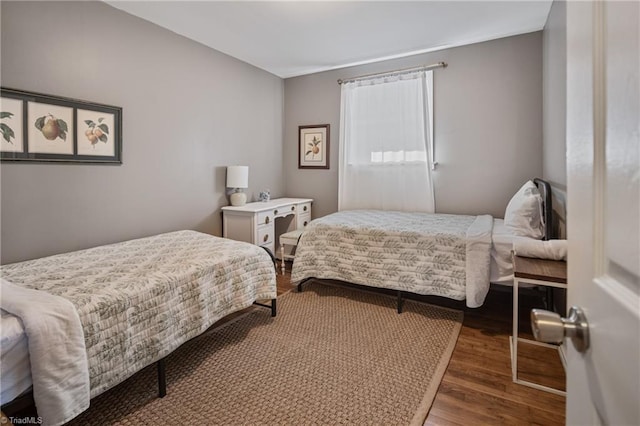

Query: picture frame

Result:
[0,88,122,164]
[298,124,330,169]
[0,96,24,153]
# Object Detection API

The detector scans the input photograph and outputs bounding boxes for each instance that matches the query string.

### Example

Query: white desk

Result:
[511,254,568,396]
[222,198,312,256]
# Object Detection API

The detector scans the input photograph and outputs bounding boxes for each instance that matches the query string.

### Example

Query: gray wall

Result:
[542,2,568,313]
[0,1,284,263]
[284,32,543,220]
[542,0,567,188]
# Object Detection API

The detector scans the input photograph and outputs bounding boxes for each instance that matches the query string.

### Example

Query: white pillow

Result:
[504,181,545,239]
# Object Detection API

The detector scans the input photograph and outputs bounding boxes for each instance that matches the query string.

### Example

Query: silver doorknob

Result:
[531,306,590,353]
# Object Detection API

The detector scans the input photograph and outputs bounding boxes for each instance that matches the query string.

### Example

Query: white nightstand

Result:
[511,254,568,396]
[222,198,312,256]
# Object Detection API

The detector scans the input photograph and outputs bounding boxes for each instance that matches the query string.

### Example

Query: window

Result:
[338,70,435,212]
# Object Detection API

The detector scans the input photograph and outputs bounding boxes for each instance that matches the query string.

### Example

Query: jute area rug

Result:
[67,281,463,425]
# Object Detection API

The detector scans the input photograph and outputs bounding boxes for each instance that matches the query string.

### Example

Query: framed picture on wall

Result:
[76,108,116,157]
[0,87,122,164]
[27,101,74,155]
[299,124,330,169]
[0,96,24,153]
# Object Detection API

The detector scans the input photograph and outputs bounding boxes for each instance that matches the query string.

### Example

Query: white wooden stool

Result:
[279,229,304,275]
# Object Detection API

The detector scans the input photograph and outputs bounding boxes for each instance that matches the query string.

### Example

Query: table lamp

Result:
[226,166,249,206]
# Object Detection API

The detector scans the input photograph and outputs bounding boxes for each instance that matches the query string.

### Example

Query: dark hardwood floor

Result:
[424,288,565,425]
[272,265,566,426]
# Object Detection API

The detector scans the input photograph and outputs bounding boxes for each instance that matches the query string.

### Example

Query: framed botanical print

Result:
[27,102,74,155]
[0,96,24,153]
[298,124,330,169]
[0,87,122,164]
[76,108,116,157]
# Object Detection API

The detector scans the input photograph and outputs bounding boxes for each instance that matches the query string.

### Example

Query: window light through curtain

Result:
[338,70,435,212]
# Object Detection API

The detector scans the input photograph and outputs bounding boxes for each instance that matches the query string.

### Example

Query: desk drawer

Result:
[272,206,295,219]
[298,202,311,214]
[257,211,273,226]
[282,204,298,214]
[297,213,311,229]
[257,225,273,245]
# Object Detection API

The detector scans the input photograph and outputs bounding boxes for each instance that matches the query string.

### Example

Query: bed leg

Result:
[544,287,555,311]
[157,358,167,398]
[397,291,403,314]
[271,298,277,317]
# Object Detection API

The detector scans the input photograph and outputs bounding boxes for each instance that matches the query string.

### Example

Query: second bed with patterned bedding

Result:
[291,210,494,308]
[1,230,277,425]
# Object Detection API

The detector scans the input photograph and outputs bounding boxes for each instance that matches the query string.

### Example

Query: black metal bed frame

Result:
[533,177,556,309]
[533,177,553,241]
[297,279,406,313]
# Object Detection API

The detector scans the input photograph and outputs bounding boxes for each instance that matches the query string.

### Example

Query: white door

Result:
[565,1,639,424]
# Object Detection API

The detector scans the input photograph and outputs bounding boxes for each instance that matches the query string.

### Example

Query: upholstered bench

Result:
[279,229,305,275]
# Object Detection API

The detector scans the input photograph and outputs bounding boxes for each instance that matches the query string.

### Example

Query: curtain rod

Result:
[337,61,447,85]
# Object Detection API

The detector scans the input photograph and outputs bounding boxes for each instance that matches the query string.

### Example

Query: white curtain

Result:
[338,70,435,212]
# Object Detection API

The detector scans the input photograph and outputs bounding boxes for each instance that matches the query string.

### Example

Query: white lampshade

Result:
[226,166,249,189]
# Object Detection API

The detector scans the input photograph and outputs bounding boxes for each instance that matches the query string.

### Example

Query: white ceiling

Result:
[106,1,552,78]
